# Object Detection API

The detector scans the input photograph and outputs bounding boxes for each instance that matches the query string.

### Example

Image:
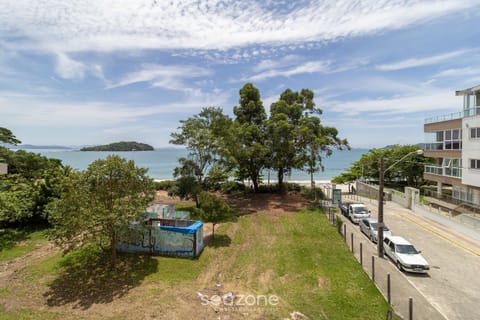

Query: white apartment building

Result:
[424,85,480,208]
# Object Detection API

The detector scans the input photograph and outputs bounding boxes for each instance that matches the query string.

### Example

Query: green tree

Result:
[228,83,269,192]
[47,155,156,265]
[197,191,232,239]
[0,127,21,145]
[170,107,232,186]
[332,145,430,188]
[267,88,348,192]
[0,177,36,223]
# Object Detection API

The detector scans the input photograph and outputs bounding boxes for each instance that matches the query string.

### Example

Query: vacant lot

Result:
[0,192,391,319]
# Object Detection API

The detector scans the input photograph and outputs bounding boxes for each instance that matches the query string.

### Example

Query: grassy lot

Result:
[0,228,48,261]
[0,208,392,319]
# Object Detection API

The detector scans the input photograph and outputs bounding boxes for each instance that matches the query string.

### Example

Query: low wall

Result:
[117,219,204,257]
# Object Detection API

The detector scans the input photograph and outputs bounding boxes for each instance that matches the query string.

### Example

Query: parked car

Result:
[359,218,391,243]
[339,202,371,223]
[383,236,430,273]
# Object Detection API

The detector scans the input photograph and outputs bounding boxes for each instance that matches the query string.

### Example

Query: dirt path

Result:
[0,242,57,285]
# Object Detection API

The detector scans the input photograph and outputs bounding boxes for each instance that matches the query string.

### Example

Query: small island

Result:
[80,141,154,152]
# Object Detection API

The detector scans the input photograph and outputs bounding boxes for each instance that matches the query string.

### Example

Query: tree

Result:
[0,127,21,145]
[197,191,232,239]
[228,83,269,192]
[47,155,156,265]
[332,145,431,188]
[267,88,348,192]
[170,107,232,186]
[297,117,349,188]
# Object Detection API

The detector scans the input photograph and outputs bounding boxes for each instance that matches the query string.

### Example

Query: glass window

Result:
[471,159,480,169]
[436,131,443,142]
[445,130,451,140]
[471,128,480,139]
[452,129,459,139]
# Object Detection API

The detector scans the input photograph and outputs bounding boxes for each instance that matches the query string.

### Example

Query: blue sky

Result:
[1,0,480,148]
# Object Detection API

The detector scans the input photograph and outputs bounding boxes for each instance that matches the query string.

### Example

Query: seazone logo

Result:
[199,293,279,307]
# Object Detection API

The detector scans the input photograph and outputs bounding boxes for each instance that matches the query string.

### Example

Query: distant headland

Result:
[80,141,154,152]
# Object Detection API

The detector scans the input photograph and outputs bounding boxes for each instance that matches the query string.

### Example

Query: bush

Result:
[220,181,246,194]
[154,180,175,191]
[301,186,326,201]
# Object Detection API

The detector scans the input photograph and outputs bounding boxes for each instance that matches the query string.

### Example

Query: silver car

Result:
[359,218,391,243]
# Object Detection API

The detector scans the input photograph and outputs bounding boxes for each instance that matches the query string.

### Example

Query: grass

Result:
[221,210,391,319]
[0,228,48,261]
[1,207,392,319]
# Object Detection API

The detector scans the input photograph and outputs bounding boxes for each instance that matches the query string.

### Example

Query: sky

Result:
[1,0,480,149]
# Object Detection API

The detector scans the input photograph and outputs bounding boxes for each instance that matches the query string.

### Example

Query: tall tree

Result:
[228,83,269,191]
[47,155,156,265]
[267,88,348,192]
[297,117,349,188]
[0,127,21,145]
[170,107,231,186]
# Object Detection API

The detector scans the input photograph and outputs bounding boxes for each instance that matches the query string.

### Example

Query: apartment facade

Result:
[424,85,480,208]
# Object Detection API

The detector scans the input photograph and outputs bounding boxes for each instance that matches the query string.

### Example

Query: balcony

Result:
[425,107,480,124]
[424,165,462,178]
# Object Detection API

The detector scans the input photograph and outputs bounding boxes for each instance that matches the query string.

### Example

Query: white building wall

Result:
[462,116,480,188]
[0,163,7,175]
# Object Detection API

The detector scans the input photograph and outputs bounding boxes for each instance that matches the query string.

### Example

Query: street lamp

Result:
[377,149,423,258]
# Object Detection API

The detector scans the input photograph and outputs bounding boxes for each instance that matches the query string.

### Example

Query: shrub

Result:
[154,180,175,191]
[220,181,246,194]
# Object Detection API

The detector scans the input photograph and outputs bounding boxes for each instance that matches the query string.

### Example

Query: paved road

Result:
[337,195,480,320]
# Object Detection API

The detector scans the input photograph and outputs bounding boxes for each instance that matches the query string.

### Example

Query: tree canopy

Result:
[169,84,349,193]
[47,155,156,265]
[332,145,431,188]
[0,127,21,145]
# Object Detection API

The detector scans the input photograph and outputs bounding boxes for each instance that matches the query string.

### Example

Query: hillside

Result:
[80,141,154,151]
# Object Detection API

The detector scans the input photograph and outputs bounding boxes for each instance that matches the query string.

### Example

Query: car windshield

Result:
[396,244,418,254]
[369,223,389,231]
[354,207,367,214]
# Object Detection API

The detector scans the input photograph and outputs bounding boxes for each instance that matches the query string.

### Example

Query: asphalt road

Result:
[336,195,480,320]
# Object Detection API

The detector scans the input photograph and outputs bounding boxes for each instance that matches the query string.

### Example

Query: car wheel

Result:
[396,260,403,271]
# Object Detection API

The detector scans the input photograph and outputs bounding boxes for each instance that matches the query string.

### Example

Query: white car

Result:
[383,236,429,273]
[359,218,391,243]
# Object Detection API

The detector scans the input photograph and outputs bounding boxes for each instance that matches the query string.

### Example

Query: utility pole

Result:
[377,156,385,258]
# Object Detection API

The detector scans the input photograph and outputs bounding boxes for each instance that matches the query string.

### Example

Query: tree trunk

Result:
[252,172,259,192]
[111,231,117,267]
[278,167,285,193]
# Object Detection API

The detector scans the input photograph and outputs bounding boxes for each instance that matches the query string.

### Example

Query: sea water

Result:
[32,148,367,182]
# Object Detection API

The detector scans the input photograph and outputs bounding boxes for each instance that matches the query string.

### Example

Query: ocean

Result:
[32,148,367,183]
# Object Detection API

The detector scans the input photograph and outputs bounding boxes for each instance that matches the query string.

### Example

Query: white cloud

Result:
[0,88,230,128]
[55,53,86,79]
[376,50,468,71]
[254,55,302,72]
[325,89,459,116]
[110,64,212,90]
[433,66,480,78]
[244,60,331,82]
[0,0,477,54]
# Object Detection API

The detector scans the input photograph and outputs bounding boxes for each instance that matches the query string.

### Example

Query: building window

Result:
[471,127,480,139]
[470,159,480,169]
[444,129,462,150]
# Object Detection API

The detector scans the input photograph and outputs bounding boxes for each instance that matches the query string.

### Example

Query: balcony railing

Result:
[424,165,462,178]
[425,165,443,175]
[424,142,462,151]
[425,107,480,124]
